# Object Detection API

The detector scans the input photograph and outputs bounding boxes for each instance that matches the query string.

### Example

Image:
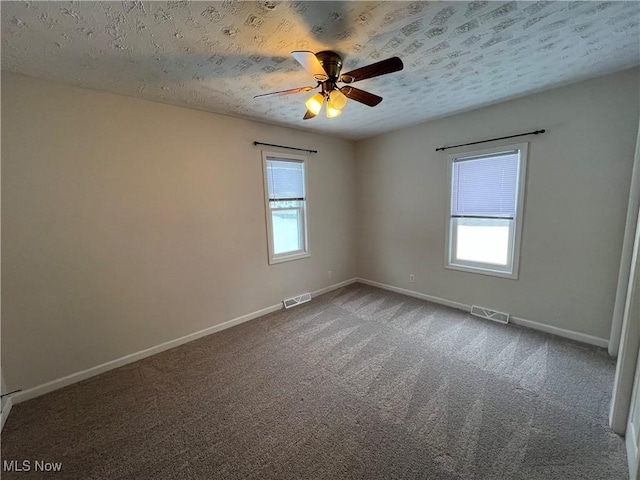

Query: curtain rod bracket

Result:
[253,141,317,154]
[436,129,546,152]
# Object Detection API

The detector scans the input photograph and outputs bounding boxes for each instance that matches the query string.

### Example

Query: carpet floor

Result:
[1,283,628,479]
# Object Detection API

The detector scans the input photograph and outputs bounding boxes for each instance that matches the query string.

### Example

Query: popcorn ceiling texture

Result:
[2,1,639,139]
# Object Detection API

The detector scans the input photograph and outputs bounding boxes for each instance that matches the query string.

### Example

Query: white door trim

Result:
[610,206,640,435]
[625,352,640,480]
[611,122,640,356]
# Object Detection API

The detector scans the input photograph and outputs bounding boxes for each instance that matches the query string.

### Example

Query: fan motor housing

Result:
[315,51,343,80]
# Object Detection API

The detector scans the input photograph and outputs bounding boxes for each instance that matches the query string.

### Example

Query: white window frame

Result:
[445,142,528,279]
[262,151,310,265]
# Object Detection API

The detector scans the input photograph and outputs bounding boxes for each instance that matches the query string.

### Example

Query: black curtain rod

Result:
[253,141,317,154]
[435,129,546,152]
[0,389,22,399]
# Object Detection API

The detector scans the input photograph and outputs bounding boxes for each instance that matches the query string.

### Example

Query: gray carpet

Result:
[1,283,628,479]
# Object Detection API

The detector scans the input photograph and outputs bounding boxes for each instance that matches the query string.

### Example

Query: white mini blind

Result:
[266,159,305,201]
[451,152,519,218]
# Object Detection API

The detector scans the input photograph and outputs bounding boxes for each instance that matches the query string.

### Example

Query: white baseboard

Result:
[1,398,13,431]
[509,315,608,348]
[357,278,470,312]
[9,276,608,406]
[12,302,283,404]
[312,277,358,298]
[356,277,609,348]
[11,278,359,406]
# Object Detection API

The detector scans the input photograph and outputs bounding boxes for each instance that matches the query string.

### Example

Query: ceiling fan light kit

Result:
[256,50,404,120]
[328,89,348,110]
[305,92,325,115]
[326,106,342,118]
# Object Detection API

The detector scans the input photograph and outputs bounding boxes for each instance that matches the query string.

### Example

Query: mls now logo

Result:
[3,460,62,472]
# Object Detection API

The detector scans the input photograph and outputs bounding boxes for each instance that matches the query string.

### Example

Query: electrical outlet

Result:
[409,274,415,283]
[328,270,333,279]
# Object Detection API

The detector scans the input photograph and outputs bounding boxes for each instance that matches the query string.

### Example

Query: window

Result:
[262,151,310,264]
[445,143,528,278]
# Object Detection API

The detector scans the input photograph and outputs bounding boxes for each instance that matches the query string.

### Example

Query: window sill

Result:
[269,252,311,265]
[445,263,519,280]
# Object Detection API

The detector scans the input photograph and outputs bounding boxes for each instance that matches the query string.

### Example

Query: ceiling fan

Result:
[254,51,404,119]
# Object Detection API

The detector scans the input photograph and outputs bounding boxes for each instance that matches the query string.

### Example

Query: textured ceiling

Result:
[2,1,640,140]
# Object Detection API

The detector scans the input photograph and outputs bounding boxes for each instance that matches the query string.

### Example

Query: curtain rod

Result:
[0,389,22,399]
[253,141,317,154]
[435,129,546,152]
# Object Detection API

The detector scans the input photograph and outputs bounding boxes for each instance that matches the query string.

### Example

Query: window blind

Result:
[451,152,519,218]
[266,159,305,201]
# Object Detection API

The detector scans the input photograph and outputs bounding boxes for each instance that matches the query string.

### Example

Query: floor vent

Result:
[283,293,311,309]
[470,305,510,324]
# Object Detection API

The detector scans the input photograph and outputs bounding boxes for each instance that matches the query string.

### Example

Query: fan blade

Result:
[254,86,315,99]
[340,57,403,84]
[303,109,317,120]
[341,86,383,107]
[292,51,329,81]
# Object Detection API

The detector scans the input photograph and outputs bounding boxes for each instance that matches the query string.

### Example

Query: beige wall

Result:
[1,372,7,411]
[355,67,640,341]
[1,73,358,392]
[3,68,639,396]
